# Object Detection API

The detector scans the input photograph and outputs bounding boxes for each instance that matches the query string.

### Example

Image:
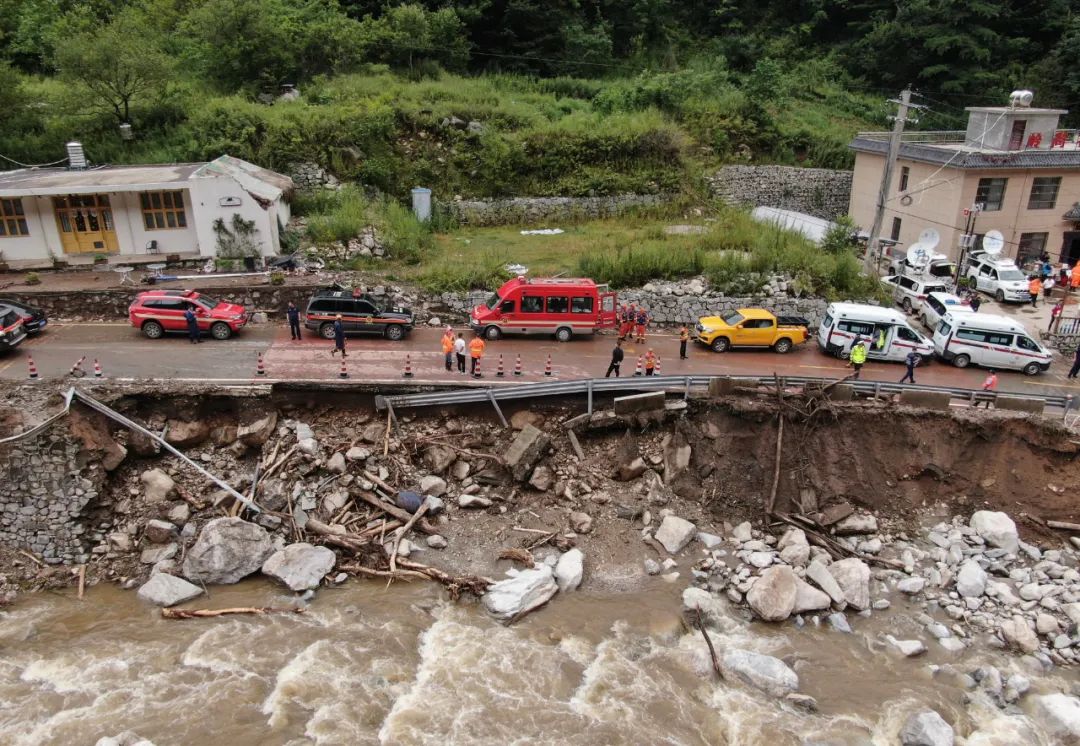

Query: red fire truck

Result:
[469,276,618,341]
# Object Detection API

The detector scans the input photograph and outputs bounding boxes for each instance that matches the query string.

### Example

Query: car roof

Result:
[828,302,909,323]
[138,289,199,298]
[942,312,1030,333]
[735,308,773,318]
[926,291,968,304]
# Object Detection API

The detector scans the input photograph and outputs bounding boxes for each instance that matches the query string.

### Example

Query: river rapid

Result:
[0,579,1074,745]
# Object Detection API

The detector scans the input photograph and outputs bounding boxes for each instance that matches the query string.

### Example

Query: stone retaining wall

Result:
[708,165,853,221]
[439,194,672,227]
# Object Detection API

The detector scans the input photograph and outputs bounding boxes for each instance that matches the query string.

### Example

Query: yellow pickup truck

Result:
[695,308,810,353]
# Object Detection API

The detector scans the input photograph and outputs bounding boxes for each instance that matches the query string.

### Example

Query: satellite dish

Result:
[905,228,941,267]
[983,230,1005,257]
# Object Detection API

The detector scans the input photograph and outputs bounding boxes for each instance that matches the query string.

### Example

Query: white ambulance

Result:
[932,312,1051,376]
[818,303,935,364]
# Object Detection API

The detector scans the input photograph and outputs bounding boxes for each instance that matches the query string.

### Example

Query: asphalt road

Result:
[1,322,1077,399]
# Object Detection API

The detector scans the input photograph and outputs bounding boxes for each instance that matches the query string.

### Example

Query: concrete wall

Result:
[190,177,285,258]
[439,194,670,227]
[116,190,200,256]
[708,165,853,221]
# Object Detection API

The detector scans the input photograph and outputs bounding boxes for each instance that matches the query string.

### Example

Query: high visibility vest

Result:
[469,338,485,357]
[679,328,689,341]
[1029,279,1042,294]
[850,344,867,364]
[645,353,656,368]
[441,335,454,354]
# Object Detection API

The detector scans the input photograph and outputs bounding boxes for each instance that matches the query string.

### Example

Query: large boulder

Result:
[554,549,584,592]
[1000,615,1039,653]
[655,515,697,554]
[955,560,987,598]
[614,438,646,481]
[806,560,846,608]
[827,558,871,611]
[237,411,277,446]
[662,431,692,480]
[261,543,336,591]
[164,419,209,447]
[482,566,558,622]
[792,577,832,613]
[140,469,176,504]
[721,649,799,697]
[969,511,1019,553]
[1029,694,1080,739]
[502,425,550,481]
[900,710,955,746]
[182,518,275,585]
[136,573,203,607]
[747,566,798,621]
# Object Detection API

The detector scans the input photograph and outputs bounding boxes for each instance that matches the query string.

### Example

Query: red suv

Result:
[129,290,249,340]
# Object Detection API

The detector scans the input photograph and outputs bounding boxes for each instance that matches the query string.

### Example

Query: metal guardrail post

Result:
[587,379,593,415]
[1066,395,1074,424]
[684,376,691,400]
[487,389,508,428]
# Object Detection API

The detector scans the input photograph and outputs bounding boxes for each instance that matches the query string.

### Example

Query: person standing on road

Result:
[634,307,649,344]
[184,306,201,344]
[1044,276,1056,301]
[454,332,466,374]
[969,293,982,312]
[899,350,919,384]
[1029,276,1042,307]
[330,314,346,357]
[1068,347,1080,380]
[441,326,455,372]
[848,337,867,379]
[974,369,998,407]
[468,333,486,377]
[644,348,657,376]
[286,301,302,340]
[1050,300,1064,332]
[679,325,689,359]
[605,339,624,378]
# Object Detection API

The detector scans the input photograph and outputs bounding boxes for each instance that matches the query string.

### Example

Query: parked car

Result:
[304,288,414,340]
[128,289,249,340]
[818,303,934,364]
[919,291,973,331]
[0,298,47,334]
[965,252,1030,303]
[469,276,617,341]
[0,304,27,351]
[889,275,950,314]
[933,312,1050,376]
[695,308,809,353]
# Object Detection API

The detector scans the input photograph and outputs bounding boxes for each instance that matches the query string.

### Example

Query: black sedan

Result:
[0,298,47,333]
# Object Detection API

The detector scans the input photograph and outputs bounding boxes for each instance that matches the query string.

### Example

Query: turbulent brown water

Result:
[0,579,1073,745]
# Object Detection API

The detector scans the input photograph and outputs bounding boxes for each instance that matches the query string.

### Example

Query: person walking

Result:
[330,314,346,356]
[605,339,624,378]
[848,337,868,380]
[899,350,919,384]
[441,326,455,372]
[634,307,649,344]
[1044,276,1056,301]
[1068,347,1080,380]
[453,332,467,374]
[1050,300,1064,332]
[1029,276,1042,308]
[184,306,201,344]
[286,301,302,340]
[468,333,486,377]
[679,325,689,360]
[644,348,657,376]
[974,369,998,407]
[969,293,982,312]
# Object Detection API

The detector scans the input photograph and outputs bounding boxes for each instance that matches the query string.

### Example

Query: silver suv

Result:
[966,253,1030,303]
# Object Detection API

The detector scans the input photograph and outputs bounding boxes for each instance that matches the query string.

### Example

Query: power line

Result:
[0,153,69,168]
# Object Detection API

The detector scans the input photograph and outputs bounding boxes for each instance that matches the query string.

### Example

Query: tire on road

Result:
[484,325,501,341]
[1023,362,1042,376]
[952,353,970,369]
[995,290,1005,303]
[320,323,336,340]
[772,338,792,354]
[555,326,573,343]
[384,324,405,341]
[142,320,164,339]
[710,337,730,353]
[210,322,231,340]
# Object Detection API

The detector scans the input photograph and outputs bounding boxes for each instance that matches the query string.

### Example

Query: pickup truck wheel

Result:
[384,324,405,341]
[952,353,970,369]
[142,320,164,339]
[772,338,792,354]
[710,337,730,353]
[484,325,501,341]
[320,323,336,340]
[1023,362,1041,376]
[210,322,231,340]
[995,290,1005,303]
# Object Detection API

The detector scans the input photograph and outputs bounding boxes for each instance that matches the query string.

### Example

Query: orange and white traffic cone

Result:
[69,356,86,378]
[26,356,38,380]
[654,356,662,376]
[473,357,482,379]
[496,354,505,377]
[256,352,266,377]
[633,356,643,376]
[93,358,103,378]
[513,354,523,377]
[339,357,348,379]
[544,354,552,377]
[402,353,414,378]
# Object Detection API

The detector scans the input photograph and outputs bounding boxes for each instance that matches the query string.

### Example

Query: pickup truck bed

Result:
[777,315,810,328]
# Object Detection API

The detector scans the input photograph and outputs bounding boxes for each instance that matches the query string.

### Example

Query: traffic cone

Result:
[496,354,505,377]
[513,354,523,377]
[654,356,662,376]
[93,359,103,378]
[69,356,85,377]
[255,352,266,377]
[402,353,413,378]
[544,354,552,377]
[473,357,482,378]
[339,357,348,379]
[26,355,38,380]
[633,356,643,376]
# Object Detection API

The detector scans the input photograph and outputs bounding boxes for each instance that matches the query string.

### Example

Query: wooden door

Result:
[54,194,118,254]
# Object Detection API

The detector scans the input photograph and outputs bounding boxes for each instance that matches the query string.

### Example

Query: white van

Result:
[933,312,1051,376]
[920,291,974,330]
[818,303,935,364]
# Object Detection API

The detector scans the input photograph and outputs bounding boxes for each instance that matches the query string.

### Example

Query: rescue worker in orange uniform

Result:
[1071,262,1080,293]
[620,304,636,340]
[1028,276,1042,308]
[635,308,649,344]
[440,326,455,372]
[679,325,689,359]
[644,348,657,376]
[468,334,486,377]
[974,369,998,408]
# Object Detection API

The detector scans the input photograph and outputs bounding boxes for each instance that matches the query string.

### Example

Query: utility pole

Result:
[864,88,916,273]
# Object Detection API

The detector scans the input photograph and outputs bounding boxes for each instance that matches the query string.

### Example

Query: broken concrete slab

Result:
[899,390,951,410]
[502,424,551,481]
[706,377,737,398]
[613,391,666,415]
[994,397,1045,414]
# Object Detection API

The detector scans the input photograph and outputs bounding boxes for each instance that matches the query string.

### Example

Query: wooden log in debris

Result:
[694,609,723,681]
[340,559,493,600]
[353,488,438,535]
[162,606,306,619]
[1047,520,1080,532]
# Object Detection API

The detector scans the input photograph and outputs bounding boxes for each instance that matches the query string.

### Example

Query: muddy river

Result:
[0,580,1073,745]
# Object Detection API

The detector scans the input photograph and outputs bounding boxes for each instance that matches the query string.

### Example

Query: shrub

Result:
[578,244,705,288]
[416,250,512,293]
[379,199,433,265]
[306,187,369,244]
[24,272,40,285]
[269,271,285,285]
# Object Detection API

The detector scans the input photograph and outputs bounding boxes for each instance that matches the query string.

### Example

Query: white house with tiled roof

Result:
[0,153,293,268]
[849,97,1080,268]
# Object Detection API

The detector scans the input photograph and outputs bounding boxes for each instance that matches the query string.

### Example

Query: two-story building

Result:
[0,152,293,269]
[849,98,1080,268]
